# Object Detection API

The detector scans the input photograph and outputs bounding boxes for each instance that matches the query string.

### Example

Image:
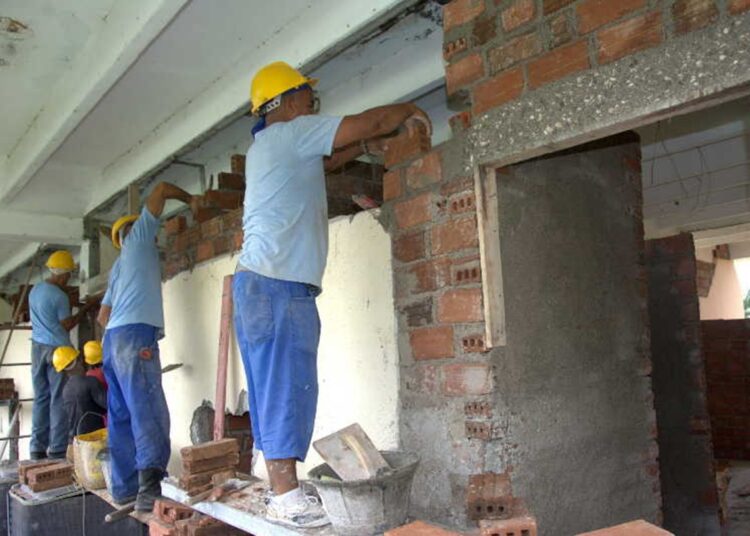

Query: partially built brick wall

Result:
[702,319,750,461]
[443,0,750,119]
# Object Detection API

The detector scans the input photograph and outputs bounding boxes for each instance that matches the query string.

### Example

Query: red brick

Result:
[528,40,590,89]
[443,37,468,62]
[431,216,479,255]
[597,12,663,64]
[193,207,222,223]
[221,208,243,231]
[468,472,515,519]
[443,363,493,396]
[449,112,472,136]
[149,518,177,536]
[232,231,243,250]
[410,258,452,293]
[164,255,189,279]
[575,519,672,535]
[204,190,243,210]
[673,0,719,35]
[472,68,525,116]
[448,192,476,215]
[154,499,193,524]
[438,288,483,323]
[394,231,426,263]
[201,217,222,239]
[547,13,574,48]
[465,400,492,418]
[406,152,442,191]
[402,299,434,327]
[446,53,485,96]
[410,325,455,360]
[730,0,750,14]
[213,236,230,256]
[502,0,536,32]
[480,516,538,536]
[230,154,246,175]
[488,33,542,73]
[441,176,474,197]
[384,127,432,169]
[165,216,187,236]
[576,0,646,34]
[394,193,432,229]
[473,14,497,46]
[543,0,575,14]
[443,0,485,32]
[385,520,465,536]
[218,172,245,191]
[196,240,215,263]
[462,334,487,353]
[466,421,498,440]
[383,170,403,201]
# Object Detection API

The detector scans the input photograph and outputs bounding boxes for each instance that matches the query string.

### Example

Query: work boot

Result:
[134,468,165,512]
[47,450,66,460]
[29,451,46,461]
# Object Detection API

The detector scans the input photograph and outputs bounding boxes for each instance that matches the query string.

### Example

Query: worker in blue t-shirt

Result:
[97,182,195,511]
[28,250,99,460]
[237,61,431,529]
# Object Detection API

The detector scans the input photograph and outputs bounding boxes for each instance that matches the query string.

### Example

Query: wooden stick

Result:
[213,275,233,440]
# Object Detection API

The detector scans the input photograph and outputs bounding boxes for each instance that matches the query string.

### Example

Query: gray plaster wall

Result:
[488,134,660,533]
[646,234,721,535]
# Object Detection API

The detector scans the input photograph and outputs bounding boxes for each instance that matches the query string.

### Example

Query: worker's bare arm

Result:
[324,143,363,172]
[146,182,195,218]
[60,296,100,332]
[97,305,111,330]
[332,103,430,150]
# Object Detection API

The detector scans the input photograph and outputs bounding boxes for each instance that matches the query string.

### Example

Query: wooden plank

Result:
[213,275,233,441]
[474,165,507,347]
[183,452,240,474]
[312,423,389,481]
[181,438,238,463]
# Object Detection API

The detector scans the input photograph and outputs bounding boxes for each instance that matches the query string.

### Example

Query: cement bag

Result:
[73,428,107,489]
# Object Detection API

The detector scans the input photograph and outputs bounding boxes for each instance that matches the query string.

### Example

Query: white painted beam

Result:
[88,0,419,213]
[0,211,82,245]
[0,243,41,281]
[0,0,190,204]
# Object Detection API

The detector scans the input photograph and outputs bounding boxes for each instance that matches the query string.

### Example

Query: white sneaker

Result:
[266,493,331,529]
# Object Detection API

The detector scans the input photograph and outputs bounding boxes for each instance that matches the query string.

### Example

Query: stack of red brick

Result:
[442,0,750,118]
[0,378,15,400]
[178,438,239,497]
[148,499,246,536]
[163,154,246,279]
[19,460,74,492]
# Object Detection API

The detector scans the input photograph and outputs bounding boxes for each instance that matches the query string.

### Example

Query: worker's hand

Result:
[365,136,390,156]
[405,108,432,137]
[189,195,205,215]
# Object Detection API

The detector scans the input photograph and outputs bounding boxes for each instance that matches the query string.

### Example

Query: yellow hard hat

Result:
[46,250,75,272]
[250,61,317,114]
[53,346,79,373]
[111,214,139,249]
[83,340,103,366]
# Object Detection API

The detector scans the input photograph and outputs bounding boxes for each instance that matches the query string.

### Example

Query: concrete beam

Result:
[0,0,190,204]
[87,0,420,213]
[0,211,82,245]
[0,243,41,282]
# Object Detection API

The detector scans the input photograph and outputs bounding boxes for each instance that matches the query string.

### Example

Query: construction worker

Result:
[236,61,431,528]
[53,346,107,445]
[28,250,99,460]
[96,182,195,511]
[83,340,106,389]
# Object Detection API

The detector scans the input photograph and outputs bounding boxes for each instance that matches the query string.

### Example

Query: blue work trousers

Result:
[103,324,170,502]
[232,270,320,461]
[30,341,69,456]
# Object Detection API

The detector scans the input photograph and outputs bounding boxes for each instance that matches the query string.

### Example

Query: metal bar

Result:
[0,325,32,331]
[0,247,40,370]
[2,363,31,366]
[0,435,30,441]
[213,274,233,441]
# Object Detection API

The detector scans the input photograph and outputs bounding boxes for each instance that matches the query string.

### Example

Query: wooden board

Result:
[474,164,507,348]
[312,423,389,481]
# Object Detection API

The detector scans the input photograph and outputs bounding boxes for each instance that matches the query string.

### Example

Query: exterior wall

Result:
[645,234,721,535]
[700,258,745,320]
[159,212,399,478]
[702,319,750,461]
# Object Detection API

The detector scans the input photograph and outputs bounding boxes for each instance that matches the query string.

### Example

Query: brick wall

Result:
[702,319,750,461]
[645,234,720,533]
[442,0,750,118]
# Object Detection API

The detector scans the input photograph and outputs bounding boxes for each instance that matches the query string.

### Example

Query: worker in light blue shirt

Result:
[237,61,431,529]
[97,182,194,511]
[28,250,99,460]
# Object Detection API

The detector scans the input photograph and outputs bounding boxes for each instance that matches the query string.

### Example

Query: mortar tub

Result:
[308,450,419,536]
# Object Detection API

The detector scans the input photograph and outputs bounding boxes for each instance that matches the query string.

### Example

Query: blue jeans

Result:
[30,342,68,455]
[233,270,320,461]
[103,324,170,502]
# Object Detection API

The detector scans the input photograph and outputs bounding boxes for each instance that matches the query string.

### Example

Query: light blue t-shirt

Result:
[239,114,343,288]
[103,207,164,334]
[29,281,71,347]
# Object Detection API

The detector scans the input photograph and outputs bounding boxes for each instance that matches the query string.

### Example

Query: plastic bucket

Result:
[308,451,419,536]
[73,428,107,489]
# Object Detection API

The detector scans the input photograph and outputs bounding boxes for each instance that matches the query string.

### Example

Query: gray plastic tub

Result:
[308,451,419,536]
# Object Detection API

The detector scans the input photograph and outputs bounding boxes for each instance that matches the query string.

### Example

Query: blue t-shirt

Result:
[29,282,71,347]
[239,114,343,288]
[103,207,164,334]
